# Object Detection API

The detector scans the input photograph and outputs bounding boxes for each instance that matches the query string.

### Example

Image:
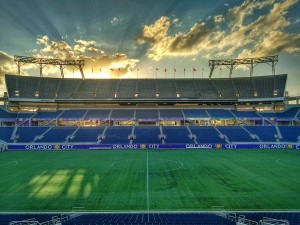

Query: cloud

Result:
[32,35,138,78]
[0,35,139,85]
[135,16,171,45]
[239,30,300,58]
[227,0,275,29]
[136,0,300,60]
[0,51,15,74]
[0,51,18,93]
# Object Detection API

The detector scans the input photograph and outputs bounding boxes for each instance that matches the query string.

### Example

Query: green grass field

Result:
[0,149,300,212]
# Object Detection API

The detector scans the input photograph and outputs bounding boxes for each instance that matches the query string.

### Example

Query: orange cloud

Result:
[33,35,139,78]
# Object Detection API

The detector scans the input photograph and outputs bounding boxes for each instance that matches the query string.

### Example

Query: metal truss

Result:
[14,55,85,79]
[208,55,278,78]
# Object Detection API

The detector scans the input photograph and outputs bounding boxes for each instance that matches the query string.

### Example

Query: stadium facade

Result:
[0,72,299,151]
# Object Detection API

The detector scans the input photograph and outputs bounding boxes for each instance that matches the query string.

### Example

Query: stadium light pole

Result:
[208,55,278,79]
[14,55,85,79]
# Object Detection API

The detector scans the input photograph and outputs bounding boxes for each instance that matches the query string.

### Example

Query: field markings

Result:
[0,155,32,168]
[275,159,300,169]
[261,155,300,185]
[266,156,300,169]
[0,160,18,168]
[111,159,184,172]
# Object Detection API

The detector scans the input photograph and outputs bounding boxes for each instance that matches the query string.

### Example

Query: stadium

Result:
[0,54,299,225]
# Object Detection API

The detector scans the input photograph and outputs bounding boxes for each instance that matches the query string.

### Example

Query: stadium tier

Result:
[0,108,300,147]
[2,211,299,225]
[5,74,287,103]
[0,74,299,150]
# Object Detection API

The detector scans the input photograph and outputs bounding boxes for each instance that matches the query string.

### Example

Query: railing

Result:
[9,214,69,225]
[259,217,289,225]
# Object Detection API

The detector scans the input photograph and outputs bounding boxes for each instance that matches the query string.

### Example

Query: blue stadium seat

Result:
[0,108,17,120]
[135,109,159,120]
[231,110,260,119]
[206,109,234,118]
[101,126,132,144]
[59,110,87,120]
[162,126,194,144]
[111,110,134,120]
[160,109,183,119]
[245,126,278,142]
[15,126,49,143]
[0,127,14,142]
[279,126,300,142]
[70,127,105,143]
[84,110,111,120]
[133,126,161,144]
[183,109,210,118]
[189,126,226,143]
[33,111,63,120]
[218,126,257,142]
[35,127,77,143]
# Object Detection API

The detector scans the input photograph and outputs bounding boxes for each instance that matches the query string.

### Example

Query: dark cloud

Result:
[136,0,300,60]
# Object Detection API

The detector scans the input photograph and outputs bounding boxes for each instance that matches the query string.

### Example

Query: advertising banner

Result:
[6,143,300,150]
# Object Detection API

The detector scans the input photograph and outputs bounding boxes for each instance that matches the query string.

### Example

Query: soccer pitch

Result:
[0,149,300,212]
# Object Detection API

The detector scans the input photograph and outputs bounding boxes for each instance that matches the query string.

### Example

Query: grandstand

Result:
[1,55,300,225]
[5,74,286,103]
[0,73,299,150]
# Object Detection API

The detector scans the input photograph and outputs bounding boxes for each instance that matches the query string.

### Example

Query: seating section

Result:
[70,127,105,143]
[279,126,300,142]
[0,109,17,120]
[212,79,236,99]
[245,126,278,142]
[135,110,159,120]
[137,79,157,98]
[110,110,134,120]
[233,77,255,99]
[118,79,137,98]
[100,126,132,144]
[2,212,299,225]
[175,79,198,98]
[162,126,194,144]
[235,212,300,225]
[1,125,299,144]
[206,109,234,118]
[0,127,14,142]
[0,214,58,225]
[160,109,183,119]
[35,127,77,143]
[33,111,63,120]
[85,110,111,120]
[193,79,219,99]
[218,127,256,142]
[183,109,210,118]
[156,79,177,98]
[5,74,287,100]
[133,126,161,144]
[59,110,87,120]
[2,108,298,122]
[1,105,300,144]
[231,110,260,119]
[276,107,300,119]
[63,213,236,225]
[15,127,49,143]
[189,126,226,143]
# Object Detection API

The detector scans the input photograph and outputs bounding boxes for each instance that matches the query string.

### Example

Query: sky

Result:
[0,0,300,96]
